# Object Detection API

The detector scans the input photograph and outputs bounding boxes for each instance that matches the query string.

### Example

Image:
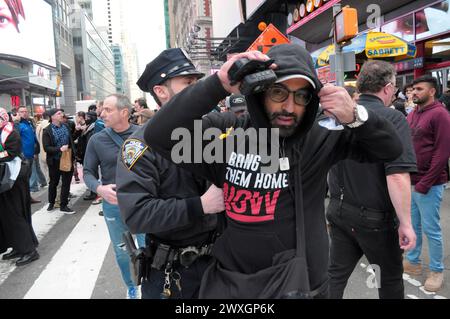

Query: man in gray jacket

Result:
[83,94,145,299]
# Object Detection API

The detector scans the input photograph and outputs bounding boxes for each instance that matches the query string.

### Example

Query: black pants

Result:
[141,256,212,299]
[48,161,73,207]
[326,200,404,299]
[0,163,38,254]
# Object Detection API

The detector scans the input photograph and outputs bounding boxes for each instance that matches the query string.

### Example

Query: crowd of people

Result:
[1,43,449,299]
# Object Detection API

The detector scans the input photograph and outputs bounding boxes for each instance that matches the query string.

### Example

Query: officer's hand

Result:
[318,84,357,124]
[217,51,276,95]
[96,184,117,205]
[201,184,225,215]
[398,223,416,251]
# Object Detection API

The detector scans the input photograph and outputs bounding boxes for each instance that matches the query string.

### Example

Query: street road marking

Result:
[0,184,86,286]
[419,286,436,295]
[407,278,422,287]
[434,295,447,299]
[407,294,419,299]
[24,204,109,299]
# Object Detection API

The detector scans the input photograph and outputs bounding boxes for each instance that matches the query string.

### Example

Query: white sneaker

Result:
[126,286,141,299]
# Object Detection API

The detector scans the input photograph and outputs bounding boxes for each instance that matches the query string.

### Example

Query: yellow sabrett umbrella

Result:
[315,31,417,67]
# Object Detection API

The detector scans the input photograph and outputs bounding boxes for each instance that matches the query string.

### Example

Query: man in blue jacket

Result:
[17,106,42,204]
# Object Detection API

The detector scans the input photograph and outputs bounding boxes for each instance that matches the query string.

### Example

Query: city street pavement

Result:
[0,178,449,299]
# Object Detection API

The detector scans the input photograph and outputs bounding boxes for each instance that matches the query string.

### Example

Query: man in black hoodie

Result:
[144,44,403,298]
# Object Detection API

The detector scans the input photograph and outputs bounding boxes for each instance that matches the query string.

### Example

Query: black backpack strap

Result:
[104,128,125,148]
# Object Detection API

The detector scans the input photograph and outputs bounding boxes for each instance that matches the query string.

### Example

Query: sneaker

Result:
[60,206,75,215]
[126,286,141,299]
[92,196,103,205]
[83,193,97,201]
[424,272,444,292]
[403,260,422,276]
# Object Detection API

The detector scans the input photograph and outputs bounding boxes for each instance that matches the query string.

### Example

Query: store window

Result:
[382,14,414,43]
[416,0,450,40]
[424,36,450,64]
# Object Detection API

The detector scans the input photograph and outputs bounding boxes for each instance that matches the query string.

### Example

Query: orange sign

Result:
[247,24,290,54]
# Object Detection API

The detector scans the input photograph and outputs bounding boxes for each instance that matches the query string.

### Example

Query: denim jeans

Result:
[30,158,47,191]
[406,184,445,273]
[102,201,146,289]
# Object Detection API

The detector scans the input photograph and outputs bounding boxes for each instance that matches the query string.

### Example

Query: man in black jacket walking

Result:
[327,60,417,299]
[144,44,404,298]
[42,109,75,214]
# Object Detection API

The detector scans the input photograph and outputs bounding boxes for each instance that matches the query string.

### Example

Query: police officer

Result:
[116,48,225,299]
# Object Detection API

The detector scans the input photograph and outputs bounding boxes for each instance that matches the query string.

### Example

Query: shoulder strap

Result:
[292,152,307,258]
[104,127,125,148]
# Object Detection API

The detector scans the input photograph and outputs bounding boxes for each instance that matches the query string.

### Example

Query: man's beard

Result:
[413,95,429,105]
[268,111,300,137]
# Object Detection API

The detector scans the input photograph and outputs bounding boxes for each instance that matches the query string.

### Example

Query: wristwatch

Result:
[346,104,368,128]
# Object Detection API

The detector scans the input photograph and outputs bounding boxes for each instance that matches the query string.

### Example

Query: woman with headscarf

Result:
[0,107,39,266]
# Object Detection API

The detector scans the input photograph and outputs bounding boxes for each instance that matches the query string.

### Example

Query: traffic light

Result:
[335,7,358,43]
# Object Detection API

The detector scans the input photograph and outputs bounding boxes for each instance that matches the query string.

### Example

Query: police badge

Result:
[121,139,148,170]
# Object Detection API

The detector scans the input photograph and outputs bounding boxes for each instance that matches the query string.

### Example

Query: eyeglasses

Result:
[266,84,313,106]
[386,82,399,95]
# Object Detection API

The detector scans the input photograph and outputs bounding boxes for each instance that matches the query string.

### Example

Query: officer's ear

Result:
[153,85,169,103]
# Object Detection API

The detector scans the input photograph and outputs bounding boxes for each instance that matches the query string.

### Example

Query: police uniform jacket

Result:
[116,125,218,248]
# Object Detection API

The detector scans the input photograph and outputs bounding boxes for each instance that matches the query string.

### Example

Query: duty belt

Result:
[150,242,213,270]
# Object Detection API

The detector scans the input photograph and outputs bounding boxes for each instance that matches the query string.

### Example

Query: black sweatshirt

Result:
[144,46,403,293]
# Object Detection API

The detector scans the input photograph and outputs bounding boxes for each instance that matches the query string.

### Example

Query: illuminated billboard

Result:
[0,0,56,67]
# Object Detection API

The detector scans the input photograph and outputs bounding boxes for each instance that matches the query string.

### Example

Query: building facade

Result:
[55,0,77,114]
[0,0,59,114]
[72,8,116,101]
[213,0,449,93]
[112,45,130,96]
[287,0,450,92]
[166,0,214,75]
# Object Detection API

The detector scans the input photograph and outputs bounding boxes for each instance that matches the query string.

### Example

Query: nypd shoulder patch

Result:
[121,139,148,170]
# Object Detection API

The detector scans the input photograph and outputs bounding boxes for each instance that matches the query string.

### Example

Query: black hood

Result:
[245,44,323,146]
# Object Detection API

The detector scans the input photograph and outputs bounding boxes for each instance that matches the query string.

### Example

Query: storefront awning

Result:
[287,0,420,44]
[315,31,416,67]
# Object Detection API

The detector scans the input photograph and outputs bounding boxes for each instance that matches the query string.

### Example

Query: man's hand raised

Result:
[318,84,357,124]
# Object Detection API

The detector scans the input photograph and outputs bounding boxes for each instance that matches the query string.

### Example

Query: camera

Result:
[228,58,277,95]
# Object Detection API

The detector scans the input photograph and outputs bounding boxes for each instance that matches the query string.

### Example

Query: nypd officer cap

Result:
[137,48,205,93]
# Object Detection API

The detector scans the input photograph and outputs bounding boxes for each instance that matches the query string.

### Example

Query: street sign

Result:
[329,51,356,73]
[247,24,290,54]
